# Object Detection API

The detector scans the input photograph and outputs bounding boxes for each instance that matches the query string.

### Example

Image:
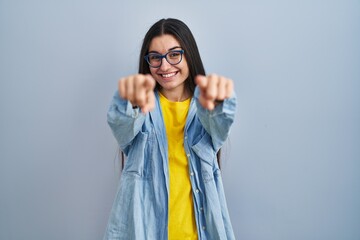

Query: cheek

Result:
[181,63,190,77]
[181,59,190,73]
[149,68,158,77]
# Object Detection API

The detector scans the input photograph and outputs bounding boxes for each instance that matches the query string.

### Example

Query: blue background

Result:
[1,0,359,239]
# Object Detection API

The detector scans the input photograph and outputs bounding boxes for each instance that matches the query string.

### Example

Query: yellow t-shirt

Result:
[159,92,198,240]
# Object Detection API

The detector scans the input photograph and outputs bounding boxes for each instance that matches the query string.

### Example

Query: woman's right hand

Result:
[118,74,156,113]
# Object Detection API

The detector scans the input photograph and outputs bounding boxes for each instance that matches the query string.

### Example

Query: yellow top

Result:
[159,92,198,240]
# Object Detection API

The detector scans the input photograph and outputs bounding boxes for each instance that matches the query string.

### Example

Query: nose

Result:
[159,57,172,71]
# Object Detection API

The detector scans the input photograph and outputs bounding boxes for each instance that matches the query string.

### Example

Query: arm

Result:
[194,74,237,152]
[107,74,156,151]
[194,87,237,152]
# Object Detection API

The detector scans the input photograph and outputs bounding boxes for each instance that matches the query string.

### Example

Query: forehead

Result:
[148,34,181,53]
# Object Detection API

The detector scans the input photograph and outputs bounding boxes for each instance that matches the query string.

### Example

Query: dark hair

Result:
[121,18,222,168]
[138,18,205,95]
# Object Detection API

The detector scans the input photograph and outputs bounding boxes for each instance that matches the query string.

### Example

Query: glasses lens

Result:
[166,51,182,65]
[148,54,162,67]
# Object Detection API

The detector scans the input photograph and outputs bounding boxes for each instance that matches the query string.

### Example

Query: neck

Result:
[159,87,190,102]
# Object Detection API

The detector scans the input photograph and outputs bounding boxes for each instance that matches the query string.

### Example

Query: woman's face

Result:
[148,34,190,100]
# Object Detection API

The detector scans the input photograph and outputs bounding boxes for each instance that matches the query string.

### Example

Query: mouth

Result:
[159,71,178,79]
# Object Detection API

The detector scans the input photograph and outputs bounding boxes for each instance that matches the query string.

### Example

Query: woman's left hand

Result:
[195,74,234,110]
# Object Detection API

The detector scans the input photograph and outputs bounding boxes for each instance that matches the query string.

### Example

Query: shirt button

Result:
[184,135,188,140]
[195,189,199,193]
[187,153,190,157]
[200,207,203,211]
[134,110,138,118]
[190,172,194,176]
[202,226,206,230]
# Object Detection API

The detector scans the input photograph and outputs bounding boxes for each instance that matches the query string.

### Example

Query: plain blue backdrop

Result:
[0,0,359,239]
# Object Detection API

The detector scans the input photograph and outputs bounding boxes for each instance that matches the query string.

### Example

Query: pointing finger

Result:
[142,90,155,113]
[206,74,218,100]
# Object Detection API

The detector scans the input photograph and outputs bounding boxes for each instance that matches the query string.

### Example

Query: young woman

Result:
[104,18,236,240]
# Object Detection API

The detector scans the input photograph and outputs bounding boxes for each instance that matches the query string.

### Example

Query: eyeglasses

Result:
[144,50,184,68]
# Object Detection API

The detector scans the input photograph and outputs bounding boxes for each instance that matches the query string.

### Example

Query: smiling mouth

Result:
[160,71,178,78]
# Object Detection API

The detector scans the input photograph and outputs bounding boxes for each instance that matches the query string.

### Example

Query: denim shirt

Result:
[104,87,237,240]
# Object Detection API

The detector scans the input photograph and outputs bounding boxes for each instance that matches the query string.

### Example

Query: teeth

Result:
[162,72,176,78]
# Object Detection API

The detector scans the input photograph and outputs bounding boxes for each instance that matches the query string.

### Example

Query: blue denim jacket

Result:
[104,87,236,240]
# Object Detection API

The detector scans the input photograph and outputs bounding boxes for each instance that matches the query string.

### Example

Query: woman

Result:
[104,18,236,240]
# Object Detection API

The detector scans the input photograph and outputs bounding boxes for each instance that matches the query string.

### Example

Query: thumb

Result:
[144,74,156,91]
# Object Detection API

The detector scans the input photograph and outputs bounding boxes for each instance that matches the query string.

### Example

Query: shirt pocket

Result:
[123,131,153,179]
[191,133,216,182]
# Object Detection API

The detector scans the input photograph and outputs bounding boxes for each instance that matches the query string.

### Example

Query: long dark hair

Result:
[121,18,221,168]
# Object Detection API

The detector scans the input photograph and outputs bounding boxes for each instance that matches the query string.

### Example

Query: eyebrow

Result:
[148,46,182,54]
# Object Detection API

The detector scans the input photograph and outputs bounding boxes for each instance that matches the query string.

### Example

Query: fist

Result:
[118,74,156,113]
[195,74,234,110]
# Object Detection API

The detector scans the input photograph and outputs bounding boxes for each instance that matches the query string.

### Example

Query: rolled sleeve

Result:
[107,91,146,150]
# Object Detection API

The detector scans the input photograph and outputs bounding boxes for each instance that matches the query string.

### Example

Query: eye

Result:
[168,51,181,59]
[149,54,161,61]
